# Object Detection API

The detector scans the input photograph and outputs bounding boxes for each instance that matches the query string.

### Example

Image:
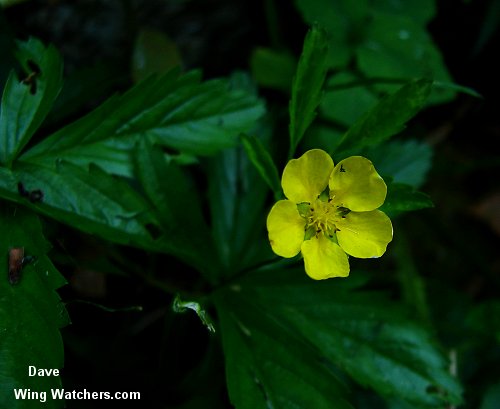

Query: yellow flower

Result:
[267,149,393,279]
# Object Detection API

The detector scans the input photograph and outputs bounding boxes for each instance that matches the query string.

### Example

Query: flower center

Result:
[298,198,351,239]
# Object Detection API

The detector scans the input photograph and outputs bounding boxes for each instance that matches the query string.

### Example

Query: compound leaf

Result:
[21,69,265,177]
[218,268,463,408]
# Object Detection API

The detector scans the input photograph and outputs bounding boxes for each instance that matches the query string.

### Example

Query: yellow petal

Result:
[329,156,387,211]
[301,234,350,279]
[336,210,393,258]
[282,149,334,203]
[267,200,305,258]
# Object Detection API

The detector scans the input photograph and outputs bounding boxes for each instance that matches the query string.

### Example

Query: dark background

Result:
[1,1,499,407]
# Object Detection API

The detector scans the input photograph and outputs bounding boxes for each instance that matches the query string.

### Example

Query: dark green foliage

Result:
[381,182,434,218]
[1,0,494,407]
[0,204,68,409]
[215,269,462,408]
[289,24,329,156]
[241,134,281,199]
[334,79,433,154]
[0,38,62,166]
[22,69,265,177]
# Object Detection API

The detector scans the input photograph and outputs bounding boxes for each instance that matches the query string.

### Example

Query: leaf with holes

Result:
[0,38,63,166]
[0,161,157,250]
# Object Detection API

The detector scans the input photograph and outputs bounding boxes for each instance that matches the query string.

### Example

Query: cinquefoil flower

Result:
[267,149,392,279]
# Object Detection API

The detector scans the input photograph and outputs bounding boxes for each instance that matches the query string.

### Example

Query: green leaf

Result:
[293,1,453,104]
[208,146,272,276]
[289,23,329,156]
[241,134,281,199]
[0,38,63,166]
[21,69,265,177]
[367,139,433,188]
[0,203,68,409]
[355,13,454,104]
[214,289,353,409]
[208,72,272,276]
[432,80,482,99]
[321,72,379,127]
[227,268,463,408]
[135,140,219,279]
[0,161,158,250]
[380,182,434,217]
[334,79,432,154]
[1,160,213,273]
[393,232,431,327]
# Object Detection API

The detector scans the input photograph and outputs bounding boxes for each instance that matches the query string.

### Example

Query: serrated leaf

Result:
[289,24,329,156]
[207,73,272,276]
[0,203,68,409]
[0,38,63,166]
[1,158,218,276]
[135,140,219,279]
[21,69,265,176]
[0,161,158,250]
[241,134,281,199]
[381,182,434,217]
[334,79,432,154]
[214,289,353,409]
[227,268,463,408]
